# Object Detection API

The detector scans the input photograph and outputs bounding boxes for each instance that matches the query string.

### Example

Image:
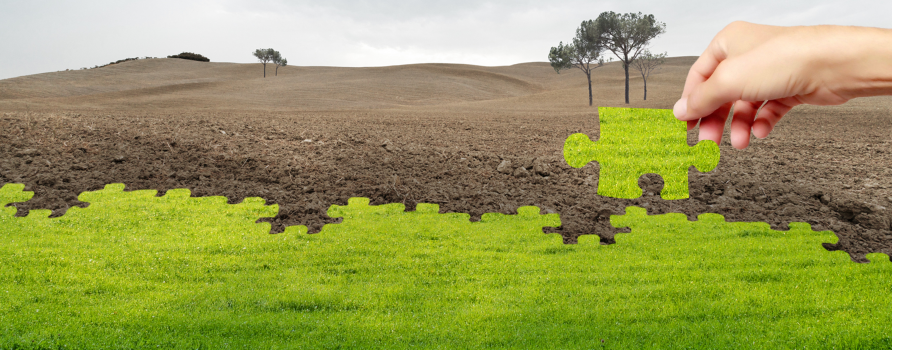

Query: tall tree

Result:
[252,48,274,77]
[548,19,606,106]
[594,12,666,104]
[632,51,667,100]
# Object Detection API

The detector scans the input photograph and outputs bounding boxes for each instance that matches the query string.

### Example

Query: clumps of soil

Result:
[0,110,890,263]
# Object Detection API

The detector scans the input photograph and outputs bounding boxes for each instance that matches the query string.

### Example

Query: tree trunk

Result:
[275,65,279,76]
[624,62,630,104]
[643,75,648,100]
[263,63,266,78]
[587,70,593,106]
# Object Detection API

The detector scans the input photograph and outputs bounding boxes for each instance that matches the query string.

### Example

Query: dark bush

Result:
[167,52,210,62]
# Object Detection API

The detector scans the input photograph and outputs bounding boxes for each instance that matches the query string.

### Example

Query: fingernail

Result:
[673,98,687,120]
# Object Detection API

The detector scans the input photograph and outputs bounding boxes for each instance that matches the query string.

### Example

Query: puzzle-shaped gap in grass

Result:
[564,107,720,200]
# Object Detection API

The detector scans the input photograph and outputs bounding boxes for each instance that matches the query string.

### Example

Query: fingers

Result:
[697,103,733,145]
[751,99,795,139]
[729,100,765,149]
[675,21,786,122]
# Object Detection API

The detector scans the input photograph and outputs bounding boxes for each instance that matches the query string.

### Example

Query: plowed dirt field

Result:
[0,56,890,262]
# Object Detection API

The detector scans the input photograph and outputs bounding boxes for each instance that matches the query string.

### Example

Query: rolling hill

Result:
[0,56,698,111]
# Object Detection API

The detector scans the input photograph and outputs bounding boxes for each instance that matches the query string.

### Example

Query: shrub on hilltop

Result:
[109,57,140,65]
[94,57,140,69]
[167,52,210,62]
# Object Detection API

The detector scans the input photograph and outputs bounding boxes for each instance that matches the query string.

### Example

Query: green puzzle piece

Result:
[564,107,720,200]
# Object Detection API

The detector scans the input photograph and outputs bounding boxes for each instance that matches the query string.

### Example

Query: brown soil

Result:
[0,57,890,262]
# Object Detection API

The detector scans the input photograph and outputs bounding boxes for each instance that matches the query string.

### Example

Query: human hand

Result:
[673,21,891,149]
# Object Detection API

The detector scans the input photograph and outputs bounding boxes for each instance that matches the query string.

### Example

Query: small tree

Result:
[594,12,666,104]
[276,58,287,76]
[268,51,285,76]
[253,48,275,77]
[549,19,606,106]
[632,51,667,100]
[270,51,282,75]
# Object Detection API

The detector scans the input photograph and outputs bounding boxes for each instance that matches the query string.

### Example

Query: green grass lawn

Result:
[0,183,890,349]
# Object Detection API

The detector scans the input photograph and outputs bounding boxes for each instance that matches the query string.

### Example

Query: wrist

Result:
[821,26,892,99]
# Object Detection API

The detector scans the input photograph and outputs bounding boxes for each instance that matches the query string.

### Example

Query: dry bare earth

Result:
[0,57,890,262]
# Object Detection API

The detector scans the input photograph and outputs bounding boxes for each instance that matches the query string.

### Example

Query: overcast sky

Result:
[0,0,892,80]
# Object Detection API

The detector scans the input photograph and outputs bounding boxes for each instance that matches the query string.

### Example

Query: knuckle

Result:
[724,21,749,32]
[717,21,753,43]
[707,65,742,97]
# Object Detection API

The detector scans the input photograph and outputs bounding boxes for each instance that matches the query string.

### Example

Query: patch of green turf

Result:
[0,183,33,216]
[0,184,889,349]
[564,107,720,200]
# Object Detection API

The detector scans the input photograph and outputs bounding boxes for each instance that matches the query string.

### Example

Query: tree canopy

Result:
[548,19,607,105]
[594,12,666,104]
[253,48,275,77]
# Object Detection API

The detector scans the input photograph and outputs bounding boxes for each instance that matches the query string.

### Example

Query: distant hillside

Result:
[0,56,699,111]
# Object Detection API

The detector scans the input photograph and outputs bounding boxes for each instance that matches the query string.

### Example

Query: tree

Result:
[632,51,667,100]
[549,19,606,106]
[594,12,666,104]
[268,51,288,76]
[276,58,287,76]
[270,50,282,76]
[253,48,275,77]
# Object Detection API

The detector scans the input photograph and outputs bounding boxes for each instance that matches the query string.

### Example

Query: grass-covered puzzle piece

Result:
[0,185,890,349]
[564,107,720,199]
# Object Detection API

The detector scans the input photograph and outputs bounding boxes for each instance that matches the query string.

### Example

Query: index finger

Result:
[675,36,731,122]
[681,41,727,100]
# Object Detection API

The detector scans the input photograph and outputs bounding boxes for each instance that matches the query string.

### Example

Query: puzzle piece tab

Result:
[315,197,561,240]
[0,183,34,217]
[71,183,278,232]
[564,107,719,200]
[608,206,890,264]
